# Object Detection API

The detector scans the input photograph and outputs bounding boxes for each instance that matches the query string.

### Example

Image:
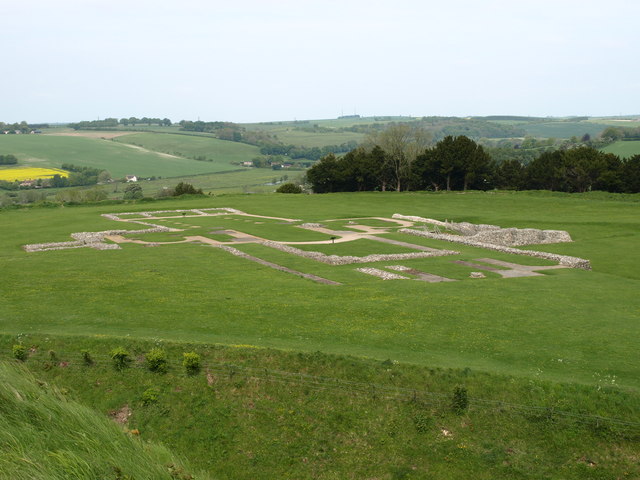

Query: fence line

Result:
[6,351,640,431]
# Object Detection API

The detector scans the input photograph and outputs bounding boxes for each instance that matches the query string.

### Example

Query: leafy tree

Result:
[123,183,143,200]
[622,155,640,193]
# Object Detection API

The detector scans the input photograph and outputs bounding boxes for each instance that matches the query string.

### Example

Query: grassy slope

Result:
[0,361,205,480]
[1,191,639,391]
[0,134,227,178]
[113,132,260,165]
[601,140,640,159]
[4,337,639,479]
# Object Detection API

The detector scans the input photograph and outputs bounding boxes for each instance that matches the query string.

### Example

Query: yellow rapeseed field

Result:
[0,167,69,182]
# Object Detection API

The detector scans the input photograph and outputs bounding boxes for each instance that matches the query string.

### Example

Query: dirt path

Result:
[118,142,183,159]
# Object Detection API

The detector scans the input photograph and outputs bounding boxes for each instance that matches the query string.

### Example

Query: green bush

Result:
[451,386,469,415]
[173,182,203,196]
[276,182,303,193]
[142,388,160,406]
[109,347,131,371]
[146,348,168,373]
[12,344,27,362]
[182,352,201,375]
[412,412,433,433]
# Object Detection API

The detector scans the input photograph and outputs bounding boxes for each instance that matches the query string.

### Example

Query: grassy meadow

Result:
[2,190,640,478]
[113,132,260,165]
[1,191,639,389]
[601,140,640,159]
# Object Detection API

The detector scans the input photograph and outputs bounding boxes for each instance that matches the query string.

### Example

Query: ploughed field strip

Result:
[23,208,590,284]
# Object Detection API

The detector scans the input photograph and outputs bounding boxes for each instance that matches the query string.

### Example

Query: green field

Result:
[0,134,230,178]
[2,191,639,389]
[113,132,260,165]
[601,140,640,159]
[3,190,640,478]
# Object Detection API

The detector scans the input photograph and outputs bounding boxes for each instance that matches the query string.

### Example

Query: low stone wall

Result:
[261,241,458,265]
[392,213,572,247]
[24,227,176,253]
[215,245,341,285]
[399,229,591,270]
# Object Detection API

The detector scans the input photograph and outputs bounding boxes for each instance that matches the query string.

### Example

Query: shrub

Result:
[276,182,303,193]
[451,386,469,415]
[81,349,93,366]
[110,347,131,371]
[412,412,433,433]
[141,388,160,406]
[182,352,201,375]
[145,348,168,373]
[173,182,203,196]
[12,344,27,362]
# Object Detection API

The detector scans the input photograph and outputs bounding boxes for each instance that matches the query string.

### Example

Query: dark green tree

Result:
[123,183,143,200]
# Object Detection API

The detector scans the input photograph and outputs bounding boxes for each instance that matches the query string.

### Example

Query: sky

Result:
[2,0,639,124]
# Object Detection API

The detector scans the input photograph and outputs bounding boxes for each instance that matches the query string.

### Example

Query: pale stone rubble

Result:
[392,214,572,246]
[399,228,591,270]
[23,227,176,252]
[261,241,459,265]
[355,268,410,280]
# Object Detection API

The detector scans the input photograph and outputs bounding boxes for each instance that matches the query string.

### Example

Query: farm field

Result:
[134,168,297,197]
[2,191,639,389]
[601,140,640,159]
[113,132,260,165]
[0,166,68,181]
[0,134,230,178]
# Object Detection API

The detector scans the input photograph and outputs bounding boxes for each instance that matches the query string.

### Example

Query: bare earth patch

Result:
[109,404,132,425]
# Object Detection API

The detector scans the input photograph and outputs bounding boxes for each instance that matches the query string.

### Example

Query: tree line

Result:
[306,135,640,194]
[69,117,172,129]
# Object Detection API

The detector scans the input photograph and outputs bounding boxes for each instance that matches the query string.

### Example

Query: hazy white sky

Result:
[2,0,638,123]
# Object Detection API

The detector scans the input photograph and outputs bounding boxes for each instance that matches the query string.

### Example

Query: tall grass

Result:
[0,361,206,480]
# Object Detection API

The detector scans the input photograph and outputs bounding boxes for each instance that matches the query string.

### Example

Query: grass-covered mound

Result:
[0,361,206,480]
[4,336,639,479]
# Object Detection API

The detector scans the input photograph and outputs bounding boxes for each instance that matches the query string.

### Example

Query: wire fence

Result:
[7,350,640,433]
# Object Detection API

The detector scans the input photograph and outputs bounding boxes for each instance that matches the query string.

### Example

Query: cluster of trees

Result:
[0,154,18,165]
[0,121,41,134]
[306,135,640,194]
[69,117,172,129]
[259,141,358,161]
[50,164,111,188]
[600,125,640,141]
[155,182,204,199]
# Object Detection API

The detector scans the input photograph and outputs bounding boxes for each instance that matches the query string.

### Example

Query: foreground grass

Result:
[3,336,639,479]
[0,360,205,480]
